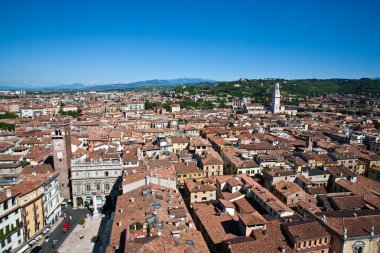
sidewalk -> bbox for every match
[58,216,102,253]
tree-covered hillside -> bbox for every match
[173,78,380,101]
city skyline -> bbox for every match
[1,0,380,86]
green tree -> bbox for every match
[0,122,15,131]
[78,218,86,225]
[0,112,18,119]
[91,235,99,243]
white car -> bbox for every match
[42,228,50,234]
[35,235,42,241]
[28,239,37,246]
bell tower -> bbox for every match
[271,83,281,114]
[52,122,72,200]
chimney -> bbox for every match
[280,246,286,253]
[119,208,123,213]
[118,221,122,226]
[5,188,11,198]
[353,213,357,218]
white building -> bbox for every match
[42,174,62,226]
[170,104,181,113]
[20,107,45,118]
[71,160,123,208]
[0,188,24,253]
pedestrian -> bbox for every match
[69,215,72,221]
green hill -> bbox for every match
[174,78,380,102]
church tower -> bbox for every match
[52,122,72,200]
[271,83,281,114]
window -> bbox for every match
[352,241,365,253]
[105,171,109,176]
[194,195,197,199]
[105,183,110,191]
[96,184,101,191]
[86,185,91,191]
[4,200,8,210]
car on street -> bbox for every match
[61,222,71,233]
[44,232,53,242]
[28,239,37,246]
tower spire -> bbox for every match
[271,83,281,114]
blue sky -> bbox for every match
[0,0,379,86]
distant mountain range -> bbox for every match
[0,78,216,91]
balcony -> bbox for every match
[0,221,23,240]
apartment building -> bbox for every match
[0,188,24,253]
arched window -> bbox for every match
[352,241,365,253]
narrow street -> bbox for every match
[38,206,91,253]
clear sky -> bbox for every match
[1,0,379,86]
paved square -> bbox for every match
[58,216,102,253]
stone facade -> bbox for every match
[70,160,123,208]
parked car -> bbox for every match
[61,222,71,233]
[28,239,37,246]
